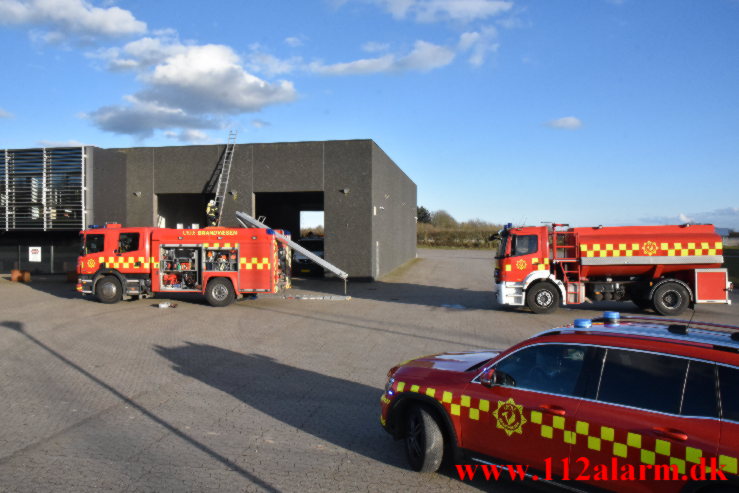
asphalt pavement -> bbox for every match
[0,248,736,492]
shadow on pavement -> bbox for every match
[155,343,399,465]
[0,321,279,492]
[290,277,495,310]
[154,343,551,492]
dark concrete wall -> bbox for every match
[371,142,417,278]
[324,141,373,278]
[89,147,127,226]
[100,139,414,279]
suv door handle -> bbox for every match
[538,405,566,416]
[652,427,688,442]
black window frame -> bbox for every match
[718,364,739,422]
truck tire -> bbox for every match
[96,276,122,304]
[652,282,690,316]
[405,406,444,473]
[526,283,560,314]
[205,278,235,307]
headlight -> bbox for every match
[384,376,395,395]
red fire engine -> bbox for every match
[76,224,291,306]
[494,223,732,315]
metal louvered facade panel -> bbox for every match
[1,147,86,231]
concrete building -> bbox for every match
[0,140,416,279]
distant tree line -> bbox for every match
[416,206,502,249]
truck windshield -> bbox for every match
[496,233,508,259]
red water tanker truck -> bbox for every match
[494,223,732,315]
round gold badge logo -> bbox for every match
[493,398,527,436]
[642,241,658,256]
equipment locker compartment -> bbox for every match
[694,268,732,303]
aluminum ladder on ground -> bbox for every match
[213,131,238,226]
[234,211,349,294]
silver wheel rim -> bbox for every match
[662,290,681,308]
[406,414,423,462]
[536,290,553,307]
[101,281,118,299]
[212,284,229,301]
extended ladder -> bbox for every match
[213,131,238,226]
[552,228,583,304]
[234,211,349,294]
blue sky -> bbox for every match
[1,0,738,229]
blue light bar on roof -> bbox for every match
[604,311,620,322]
[574,319,592,329]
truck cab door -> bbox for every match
[110,230,149,273]
[500,233,544,282]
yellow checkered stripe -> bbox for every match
[529,410,738,475]
[531,257,550,271]
[99,256,156,269]
[503,258,550,272]
[240,257,271,270]
[580,242,723,258]
[394,381,491,421]
[203,243,239,249]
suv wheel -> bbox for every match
[405,406,444,472]
[652,281,690,316]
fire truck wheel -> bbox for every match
[404,406,444,473]
[526,283,560,314]
[96,276,122,304]
[652,282,690,316]
[205,278,235,307]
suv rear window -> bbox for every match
[719,365,739,422]
[681,360,718,418]
[596,349,687,415]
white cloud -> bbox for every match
[85,96,223,138]
[642,207,739,230]
[140,44,296,114]
[88,35,188,71]
[362,41,390,53]
[164,129,209,143]
[0,107,14,118]
[545,116,583,130]
[284,36,303,47]
[246,48,303,76]
[37,139,85,147]
[458,27,498,66]
[310,40,454,75]
[365,0,513,23]
[0,0,146,39]
[251,119,270,128]
[87,42,297,137]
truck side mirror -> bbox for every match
[480,368,497,388]
[481,368,514,388]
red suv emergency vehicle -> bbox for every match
[380,312,739,492]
